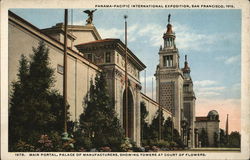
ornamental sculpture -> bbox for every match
[83,9,97,25]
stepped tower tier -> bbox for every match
[182,55,196,148]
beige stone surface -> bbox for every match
[8,17,100,122]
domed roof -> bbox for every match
[207,110,219,117]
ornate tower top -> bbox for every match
[162,14,175,49]
[166,14,174,34]
[182,55,191,73]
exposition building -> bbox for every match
[8,10,219,148]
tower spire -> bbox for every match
[226,114,229,136]
[183,54,190,73]
[163,14,175,48]
[168,14,171,24]
[226,114,229,145]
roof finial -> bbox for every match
[183,54,190,72]
[168,14,171,24]
[83,9,97,25]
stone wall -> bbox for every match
[141,93,172,124]
[195,121,219,147]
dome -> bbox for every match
[207,110,219,117]
[207,110,219,121]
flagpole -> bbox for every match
[144,70,146,94]
[152,77,153,99]
[63,9,68,137]
[124,15,128,137]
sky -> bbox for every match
[10,9,241,133]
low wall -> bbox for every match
[140,93,172,124]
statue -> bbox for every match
[83,9,97,25]
[168,14,171,24]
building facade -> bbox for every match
[75,38,146,143]
[195,110,220,147]
[9,10,225,148]
[8,11,172,146]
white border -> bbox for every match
[1,0,250,159]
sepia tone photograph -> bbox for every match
[1,0,250,159]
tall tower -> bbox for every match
[155,14,184,132]
[182,55,196,148]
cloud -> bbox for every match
[194,80,240,99]
[98,28,123,39]
[73,20,85,26]
[135,22,217,50]
[215,55,241,65]
[194,80,217,87]
[225,55,240,64]
[135,22,219,51]
[173,23,217,51]
[137,24,165,47]
[194,80,226,98]
[98,24,139,42]
[95,21,237,52]
[195,86,225,97]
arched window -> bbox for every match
[163,55,173,67]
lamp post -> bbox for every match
[194,128,198,148]
[181,120,188,147]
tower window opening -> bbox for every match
[163,55,173,67]
[105,52,111,63]
[165,38,174,47]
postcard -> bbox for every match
[1,0,250,159]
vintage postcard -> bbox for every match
[1,0,250,159]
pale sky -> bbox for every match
[10,9,241,133]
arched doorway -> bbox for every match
[123,88,134,138]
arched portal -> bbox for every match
[123,88,134,138]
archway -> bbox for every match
[123,88,134,138]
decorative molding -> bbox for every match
[114,68,123,77]
[136,83,142,90]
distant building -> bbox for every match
[195,110,220,147]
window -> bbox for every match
[87,53,92,61]
[184,84,189,92]
[163,55,173,67]
[105,52,111,63]
[165,38,173,47]
[163,56,167,66]
[117,54,119,63]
